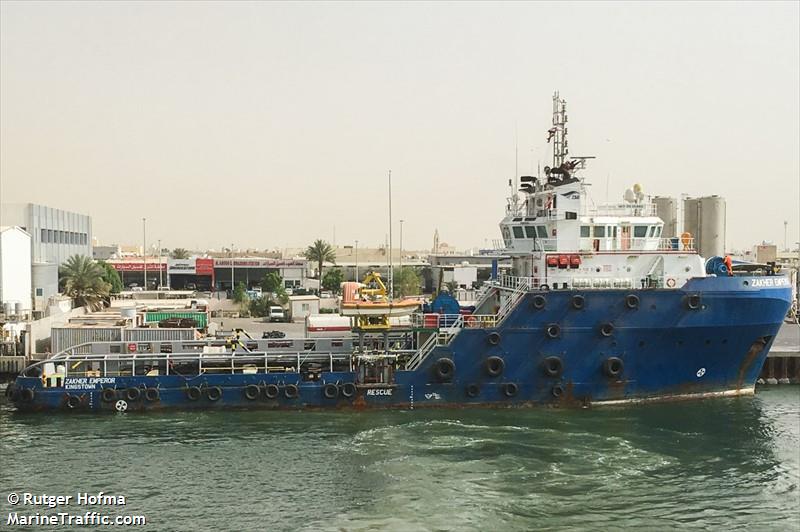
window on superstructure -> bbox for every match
[512,226,524,239]
[536,226,548,238]
[656,226,662,237]
[524,226,536,238]
[594,226,606,238]
[648,226,656,237]
[580,226,590,238]
[41,229,47,242]
[634,226,648,238]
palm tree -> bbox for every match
[303,239,336,282]
[59,255,111,311]
[171,248,190,259]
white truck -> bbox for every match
[267,306,286,323]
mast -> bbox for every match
[552,92,568,168]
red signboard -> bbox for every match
[111,262,167,272]
[195,258,214,276]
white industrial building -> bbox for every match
[0,226,33,313]
[1,202,93,265]
[1,203,93,311]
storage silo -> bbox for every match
[653,196,678,238]
[698,195,726,258]
[683,197,700,246]
[683,195,726,258]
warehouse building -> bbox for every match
[0,226,33,314]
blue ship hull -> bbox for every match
[7,275,792,412]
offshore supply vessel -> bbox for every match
[7,93,793,413]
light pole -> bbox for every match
[399,218,404,277]
[142,218,147,290]
[354,240,359,282]
[230,243,235,294]
[157,239,163,289]
[388,170,393,300]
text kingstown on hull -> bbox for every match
[7,93,793,413]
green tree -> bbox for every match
[59,255,111,311]
[249,296,275,318]
[302,239,336,282]
[260,271,283,293]
[445,280,460,294]
[97,260,123,294]
[396,267,422,297]
[232,282,249,304]
[171,248,190,259]
[322,267,344,294]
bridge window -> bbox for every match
[580,226,590,237]
[648,226,656,237]
[594,226,606,238]
[656,226,663,237]
[536,226,548,238]
[524,226,536,238]
[634,225,648,238]
[513,226,524,238]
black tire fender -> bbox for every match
[485,356,505,377]
[542,356,563,377]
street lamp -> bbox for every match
[142,218,147,290]
[157,239,163,289]
[399,219,404,274]
[230,243,235,294]
[388,170,393,300]
[355,240,359,282]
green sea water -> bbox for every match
[1,387,798,531]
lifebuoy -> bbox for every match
[625,294,640,309]
[206,386,223,401]
[284,384,299,399]
[243,384,260,400]
[502,382,518,397]
[542,356,563,377]
[487,332,501,346]
[666,278,677,288]
[144,388,160,402]
[323,383,338,399]
[186,386,202,401]
[100,388,116,403]
[485,356,505,377]
[434,358,456,381]
[341,382,357,398]
[603,357,624,378]
[125,387,141,402]
[465,315,477,328]
[532,294,546,310]
[465,384,480,398]
[572,294,585,310]
[546,323,561,339]
[264,384,280,399]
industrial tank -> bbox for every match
[698,195,726,258]
[653,196,678,238]
[682,196,726,258]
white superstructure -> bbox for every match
[497,92,705,291]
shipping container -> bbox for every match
[51,327,123,354]
[143,311,207,328]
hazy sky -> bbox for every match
[1,1,798,252]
